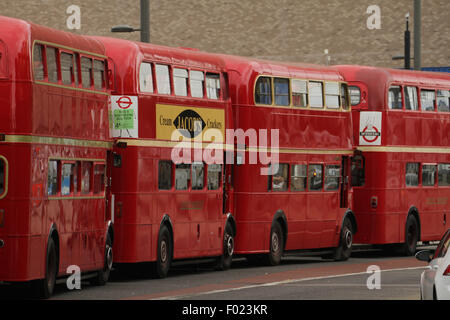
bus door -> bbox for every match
[340,156,350,208]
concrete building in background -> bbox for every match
[1,0,448,68]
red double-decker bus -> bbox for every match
[0,17,114,298]
[336,65,450,255]
[221,55,357,264]
[95,37,236,278]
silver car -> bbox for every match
[416,229,450,300]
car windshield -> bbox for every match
[434,230,450,259]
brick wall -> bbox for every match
[1,0,448,68]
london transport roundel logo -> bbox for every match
[117,96,133,109]
[360,125,381,143]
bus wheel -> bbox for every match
[155,225,172,278]
[266,221,284,266]
[216,224,234,270]
[333,218,353,261]
[34,237,58,299]
[403,215,419,256]
[91,234,113,286]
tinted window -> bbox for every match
[406,163,419,186]
[158,161,172,190]
[388,86,403,110]
[255,77,272,105]
[291,164,307,191]
[46,47,58,83]
[274,78,290,106]
[33,44,45,81]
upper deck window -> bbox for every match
[60,52,74,86]
[46,47,58,83]
[421,89,436,111]
[139,62,154,93]
[388,86,403,110]
[93,60,106,90]
[325,82,340,109]
[349,86,361,106]
[81,57,93,89]
[155,64,171,95]
[437,90,450,112]
[292,79,308,107]
[309,81,324,108]
[190,70,204,98]
[274,78,290,106]
[173,68,188,96]
[255,77,272,105]
[341,83,350,110]
[33,44,45,81]
[206,73,221,100]
[405,86,419,111]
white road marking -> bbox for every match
[152,266,427,300]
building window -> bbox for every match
[405,163,419,187]
[139,62,154,93]
[46,47,58,83]
[206,73,221,100]
[158,161,172,190]
[422,164,437,186]
[325,82,340,109]
[255,77,272,105]
[308,164,323,191]
[274,78,290,106]
[207,164,222,190]
[325,165,340,191]
[388,86,403,110]
[173,68,188,96]
[155,64,171,95]
[438,164,450,186]
[290,164,307,191]
[405,86,419,111]
[309,81,324,108]
[421,89,436,111]
[33,44,45,81]
[190,70,204,98]
[292,79,308,108]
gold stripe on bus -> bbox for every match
[357,146,450,154]
[2,135,112,149]
[34,81,109,96]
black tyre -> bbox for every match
[266,221,284,266]
[91,234,113,286]
[155,225,172,278]
[333,218,353,261]
[216,224,234,270]
[403,215,419,256]
[34,237,58,299]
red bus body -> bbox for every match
[221,55,356,260]
[95,37,235,274]
[0,16,113,294]
[336,65,450,249]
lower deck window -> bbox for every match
[47,160,59,196]
[271,163,289,192]
[325,165,340,191]
[438,164,450,186]
[0,158,5,195]
[405,163,419,186]
[308,164,323,191]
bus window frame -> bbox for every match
[0,156,8,199]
